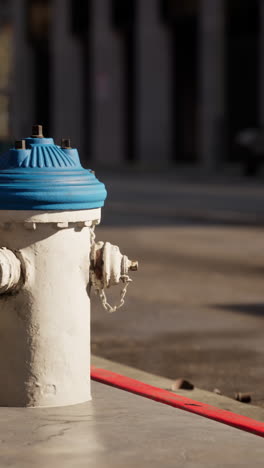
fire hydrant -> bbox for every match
[0,125,138,407]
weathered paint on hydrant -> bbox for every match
[0,125,137,407]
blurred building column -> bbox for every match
[198,0,226,171]
[91,0,124,165]
[51,0,83,153]
[136,0,171,164]
[259,0,264,126]
[12,0,34,138]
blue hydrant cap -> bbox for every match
[0,128,107,210]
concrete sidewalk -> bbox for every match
[0,378,263,468]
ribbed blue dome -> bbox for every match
[20,144,77,168]
[0,136,107,210]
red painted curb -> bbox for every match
[91,367,264,438]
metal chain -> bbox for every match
[90,224,96,247]
[97,276,131,313]
[90,224,131,313]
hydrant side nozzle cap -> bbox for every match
[0,127,107,210]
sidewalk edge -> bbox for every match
[91,366,264,438]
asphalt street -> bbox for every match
[90,171,264,407]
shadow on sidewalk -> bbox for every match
[214,303,264,317]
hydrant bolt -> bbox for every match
[129,261,138,271]
[15,140,26,150]
[61,138,71,149]
[31,124,43,138]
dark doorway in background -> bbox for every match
[112,0,136,162]
[171,14,198,163]
[71,0,91,161]
[27,0,51,136]
[226,0,259,162]
[160,1,199,163]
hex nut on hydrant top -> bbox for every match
[0,125,138,407]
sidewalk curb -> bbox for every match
[91,366,264,438]
[91,355,264,422]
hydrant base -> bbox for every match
[20,395,92,409]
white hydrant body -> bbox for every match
[0,127,138,407]
[0,209,100,407]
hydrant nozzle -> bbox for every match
[90,241,138,290]
[0,248,22,294]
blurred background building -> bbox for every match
[0,0,263,170]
